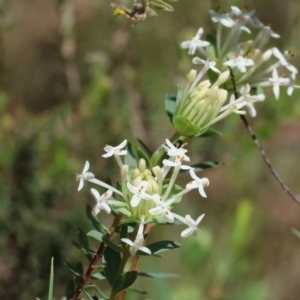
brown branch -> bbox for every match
[228,67,300,205]
[71,213,123,300]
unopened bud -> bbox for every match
[216,70,230,85]
[262,49,273,62]
[152,166,162,178]
[186,69,197,83]
[217,89,228,104]
[139,159,146,172]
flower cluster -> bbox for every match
[76,139,208,255]
[172,57,265,137]
[181,5,299,101]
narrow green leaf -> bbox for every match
[78,228,89,247]
[87,230,104,242]
[66,278,75,300]
[181,161,223,172]
[144,240,180,255]
[137,139,152,157]
[94,285,109,299]
[112,271,138,293]
[81,287,95,300]
[165,93,177,121]
[91,272,106,280]
[127,287,147,294]
[87,230,120,252]
[63,260,83,277]
[86,205,108,233]
[72,241,96,256]
[47,257,54,300]
[138,272,179,278]
[104,246,121,286]
[102,236,121,253]
[124,142,137,167]
[198,128,222,137]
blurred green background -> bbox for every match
[1,0,300,299]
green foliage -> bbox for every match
[47,258,54,300]
[104,247,122,287]
[112,271,138,293]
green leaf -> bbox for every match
[72,241,96,256]
[78,227,89,247]
[87,230,121,252]
[138,272,179,278]
[127,287,147,294]
[136,147,151,168]
[102,236,121,253]
[86,205,108,233]
[104,246,121,287]
[124,142,137,167]
[198,128,222,137]
[81,287,95,300]
[114,207,132,217]
[292,227,300,239]
[175,85,183,106]
[165,93,177,121]
[66,278,75,300]
[47,257,54,300]
[87,230,104,242]
[91,272,106,280]
[141,240,180,255]
[173,116,201,137]
[94,285,109,299]
[112,271,138,293]
[137,139,152,156]
[64,261,83,278]
[181,161,223,172]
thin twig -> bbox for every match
[228,67,300,205]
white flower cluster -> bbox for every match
[76,139,209,255]
[181,5,299,101]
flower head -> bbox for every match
[76,161,95,191]
[181,214,205,238]
[149,194,175,223]
[186,169,209,198]
[102,139,128,158]
[181,27,210,55]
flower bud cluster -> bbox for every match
[76,139,209,254]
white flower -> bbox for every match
[209,9,235,27]
[91,189,112,214]
[121,234,151,256]
[76,161,95,191]
[90,188,126,215]
[230,6,256,27]
[192,57,221,74]
[163,158,192,170]
[127,181,152,207]
[181,214,205,238]
[269,68,290,100]
[239,84,265,117]
[223,55,254,73]
[163,139,189,161]
[149,194,175,223]
[273,48,298,79]
[186,169,209,198]
[181,27,210,55]
[102,139,127,158]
